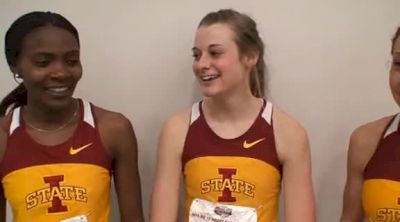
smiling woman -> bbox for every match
[150,9,315,222]
[340,27,400,222]
[0,11,144,222]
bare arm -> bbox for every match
[150,110,190,222]
[340,119,387,222]
[98,112,144,222]
[274,109,315,222]
[340,131,365,222]
[0,117,7,222]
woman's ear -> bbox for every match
[243,51,259,68]
[10,66,18,75]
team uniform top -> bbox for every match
[363,114,400,222]
[182,100,282,222]
[0,99,112,222]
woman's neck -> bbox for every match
[23,98,79,130]
[203,90,263,122]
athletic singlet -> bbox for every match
[182,100,282,222]
[0,99,112,222]
[363,114,400,222]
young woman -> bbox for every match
[341,27,400,222]
[151,9,315,222]
[0,11,144,222]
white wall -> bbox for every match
[0,1,399,221]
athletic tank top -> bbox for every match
[182,100,282,222]
[0,99,112,222]
[363,114,400,222]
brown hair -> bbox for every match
[392,26,400,55]
[198,9,267,98]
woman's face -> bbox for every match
[192,23,254,98]
[12,25,82,109]
[390,37,400,107]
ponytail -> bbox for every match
[249,57,266,98]
[0,84,27,116]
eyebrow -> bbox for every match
[192,44,224,51]
[209,44,223,48]
[32,49,80,56]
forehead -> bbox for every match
[194,23,236,48]
[21,25,79,55]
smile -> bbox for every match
[47,87,69,93]
[45,86,73,96]
[200,74,221,82]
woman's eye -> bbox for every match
[210,51,221,57]
[66,59,79,66]
[192,53,200,60]
[34,60,50,67]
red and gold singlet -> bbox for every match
[363,114,400,222]
[0,100,112,222]
[182,100,282,222]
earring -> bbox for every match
[13,73,23,84]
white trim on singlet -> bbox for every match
[8,99,95,135]
[190,102,201,125]
[384,113,400,138]
[9,107,21,135]
[261,100,273,125]
[5,103,15,116]
[190,100,273,125]
[82,100,95,128]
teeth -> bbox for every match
[201,74,220,81]
[48,87,69,92]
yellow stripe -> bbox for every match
[2,164,111,222]
[363,179,400,222]
[184,156,280,222]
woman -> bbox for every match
[0,11,144,221]
[341,27,400,222]
[151,9,315,222]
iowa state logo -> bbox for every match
[25,175,88,213]
[200,168,255,202]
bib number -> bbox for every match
[189,198,257,222]
[60,215,88,222]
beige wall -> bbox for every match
[1,0,399,221]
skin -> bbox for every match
[0,25,144,221]
[340,36,400,221]
[150,23,315,222]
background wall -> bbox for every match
[1,0,399,221]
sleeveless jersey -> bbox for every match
[0,99,112,222]
[182,100,282,222]
[363,114,400,222]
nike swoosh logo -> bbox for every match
[243,138,266,149]
[69,143,93,155]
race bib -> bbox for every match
[60,215,88,222]
[189,198,257,222]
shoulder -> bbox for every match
[92,105,133,134]
[272,106,309,163]
[158,107,192,155]
[350,115,392,147]
[0,113,13,161]
[0,112,13,138]
[272,106,307,140]
[91,105,136,157]
[160,108,191,143]
[162,108,191,135]
[348,115,393,170]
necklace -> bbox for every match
[25,102,79,133]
